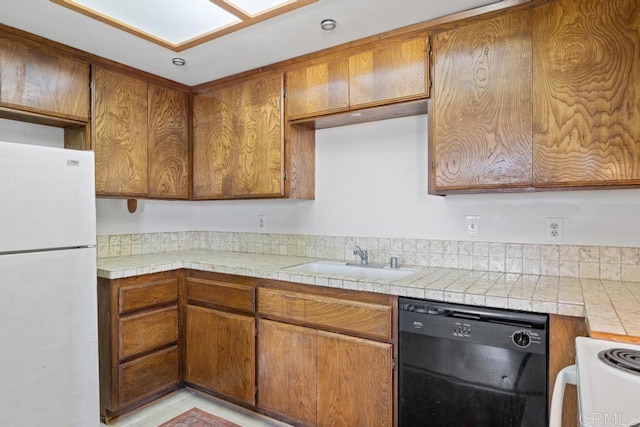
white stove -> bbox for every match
[551,337,640,426]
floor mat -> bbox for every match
[159,407,241,427]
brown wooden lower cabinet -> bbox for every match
[257,281,395,427]
[185,304,256,405]
[258,319,318,426]
[100,271,591,427]
[548,314,588,427]
[257,318,393,427]
[118,346,179,407]
[317,330,393,427]
[98,272,181,422]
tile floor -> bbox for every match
[101,389,292,427]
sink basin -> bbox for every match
[284,261,421,280]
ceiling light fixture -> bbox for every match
[320,19,336,31]
[172,57,186,66]
[50,0,318,51]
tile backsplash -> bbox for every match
[97,231,640,281]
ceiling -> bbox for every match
[1,0,501,86]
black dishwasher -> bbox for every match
[398,298,548,427]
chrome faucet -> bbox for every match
[353,246,368,265]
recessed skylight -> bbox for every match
[51,0,317,51]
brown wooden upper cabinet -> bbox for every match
[193,73,284,199]
[286,35,429,121]
[147,83,190,199]
[93,65,189,199]
[429,11,533,194]
[349,36,429,108]
[286,57,350,119]
[532,0,640,188]
[0,36,89,121]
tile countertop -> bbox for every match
[97,249,640,344]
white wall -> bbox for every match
[95,199,198,235]
[197,115,640,247]
[0,119,64,148]
[5,116,640,247]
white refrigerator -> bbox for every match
[0,141,100,426]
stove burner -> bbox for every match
[598,348,640,375]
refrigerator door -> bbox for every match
[0,247,100,426]
[0,141,96,253]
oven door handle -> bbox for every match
[549,365,577,427]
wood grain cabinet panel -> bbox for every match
[257,282,395,427]
[185,305,256,405]
[286,58,350,119]
[350,37,429,108]
[119,346,179,407]
[285,36,429,127]
[532,0,640,187]
[258,287,391,340]
[548,315,588,427]
[193,73,284,199]
[317,331,392,427]
[98,272,181,422]
[186,277,255,313]
[0,37,89,120]
[430,11,533,193]
[118,277,178,314]
[192,83,235,198]
[147,83,190,199]
[257,319,318,426]
[119,306,179,360]
[93,65,148,196]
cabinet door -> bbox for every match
[234,74,284,197]
[257,319,317,426]
[193,74,284,199]
[147,83,190,199]
[286,58,350,119]
[193,84,235,198]
[0,37,89,120]
[185,305,255,405]
[93,66,148,196]
[532,0,640,187]
[430,11,532,192]
[317,331,392,427]
[349,37,428,108]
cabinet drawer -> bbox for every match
[119,306,178,360]
[187,277,255,313]
[119,278,178,314]
[118,345,179,407]
[258,288,391,340]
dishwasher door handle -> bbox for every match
[549,365,577,427]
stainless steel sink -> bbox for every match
[284,260,421,280]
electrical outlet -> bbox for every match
[258,215,268,231]
[545,217,563,242]
[466,215,480,237]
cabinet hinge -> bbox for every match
[283,89,287,98]
[392,358,396,370]
[283,171,287,180]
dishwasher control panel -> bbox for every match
[453,321,471,337]
[399,297,548,354]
